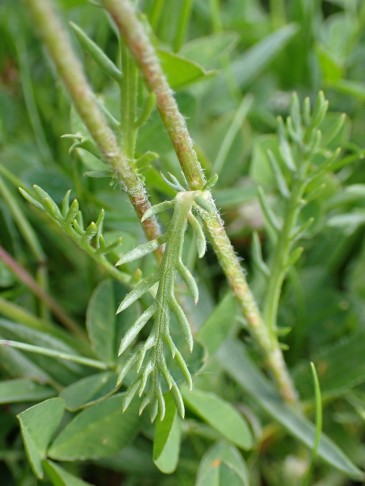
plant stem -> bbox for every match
[0,340,108,370]
[23,0,162,256]
[0,245,85,339]
[103,0,205,191]
[103,0,297,402]
[263,177,305,341]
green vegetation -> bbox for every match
[1,0,365,484]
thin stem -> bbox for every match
[103,0,205,191]
[23,0,162,255]
[0,245,85,339]
[0,340,108,370]
[263,178,305,341]
[60,222,132,286]
[103,0,297,402]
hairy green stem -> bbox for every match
[0,245,85,339]
[23,0,161,254]
[103,0,297,402]
[102,0,205,191]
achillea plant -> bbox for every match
[0,0,364,484]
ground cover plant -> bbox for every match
[1,0,365,484]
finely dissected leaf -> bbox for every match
[116,274,158,313]
[177,260,199,304]
[118,304,157,355]
[48,394,140,460]
[218,340,363,480]
[60,372,118,411]
[188,212,206,258]
[141,200,174,221]
[17,398,65,479]
[117,240,161,265]
[158,50,214,90]
[86,279,116,364]
[0,379,55,404]
[43,460,92,486]
[196,442,249,486]
[116,191,205,420]
[182,388,252,450]
[153,394,181,474]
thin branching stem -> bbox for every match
[23,0,162,258]
[263,177,306,341]
[103,0,297,403]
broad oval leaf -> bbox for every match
[17,398,65,479]
[182,388,252,450]
[48,394,140,460]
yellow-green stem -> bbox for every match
[103,0,297,403]
[263,178,305,342]
[23,0,161,253]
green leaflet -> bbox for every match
[19,186,129,285]
[116,187,209,420]
[17,398,65,479]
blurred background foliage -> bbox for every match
[1,0,365,484]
